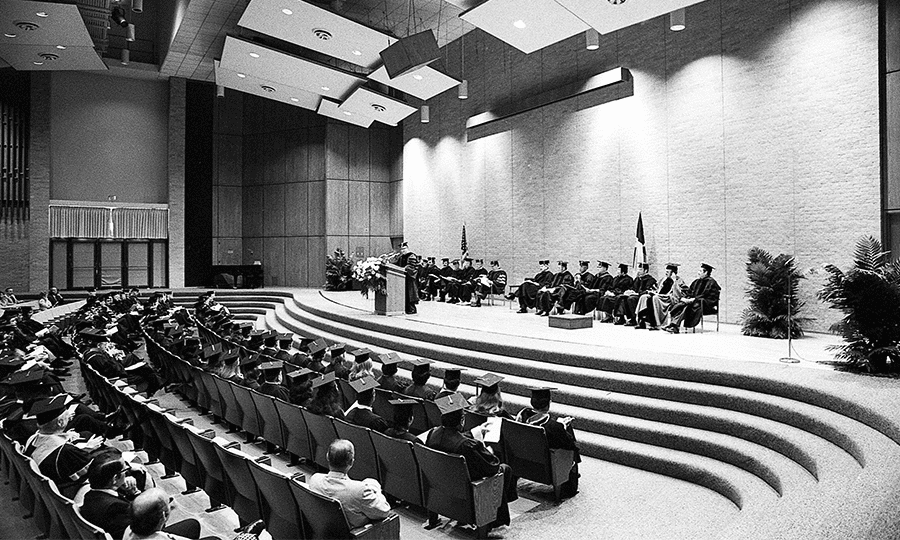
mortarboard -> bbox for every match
[441,258,450,263]
[31,394,77,424]
[348,376,379,394]
[308,339,328,358]
[443,368,463,383]
[311,372,336,389]
[579,260,590,266]
[221,350,240,365]
[327,343,346,356]
[474,259,483,264]
[539,259,550,265]
[286,368,314,384]
[638,262,650,270]
[259,360,284,373]
[434,393,468,415]
[700,262,715,273]
[597,261,610,268]
[618,263,629,273]
[297,336,317,349]
[490,260,499,266]
[378,353,402,366]
[240,352,262,369]
[2,367,45,386]
[349,349,372,363]
[530,387,555,409]
[409,358,432,376]
[473,373,504,392]
[666,262,680,272]
[277,334,294,347]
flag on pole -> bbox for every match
[632,213,646,270]
[460,223,468,258]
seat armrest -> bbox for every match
[351,513,401,539]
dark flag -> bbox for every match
[632,213,646,270]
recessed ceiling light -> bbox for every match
[35,11,49,17]
[321,86,330,91]
[412,74,423,80]
[33,61,43,65]
[237,73,246,78]
[282,8,292,15]
[56,45,66,50]
[290,97,299,102]
[3,33,16,38]
[343,111,352,116]
[249,52,260,58]
[352,50,362,56]
[513,20,526,29]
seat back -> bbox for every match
[247,459,305,540]
[300,409,338,470]
[501,419,553,485]
[406,396,430,435]
[198,371,224,418]
[191,366,212,410]
[146,409,182,472]
[372,388,393,420]
[213,441,262,523]
[185,429,231,506]
[273,399,312,461]
[462,409,490,433]
[332,418,379,482]
[212,376,243,427]
[422,399,442,429]
[26,459,60,539]
[230,383,261,437]
[73,505,114,540]
[165,418,204,489]
[250,389,286,449]
[413,444,476,525]
[44,473,81,539]
[336,379,355,410]
[289,479,353,540]
[370,431,423,507]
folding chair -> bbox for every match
[332,419,380,482]
[247,458,306,540]
[370,431,424,507]
[501,419,575,501]
[273,399,313,462]
[250,389,286,450]
[301,409,338,470]
[213,440,264,524]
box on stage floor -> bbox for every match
[548,314,593,329]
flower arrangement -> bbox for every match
[324,248,354,291]
[353,256,388,298]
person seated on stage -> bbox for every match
[445,258,474,304]
[48,287,64,307]
[402,359,436,401]
[555,261,593,315]
[425,393,517,532]
[305,339,329,373]
[257,360,291,401]
[308,439,393,528]
[376,353,404,393]
[460,259,488,304]
[418,257,439,301]
[438,259,462,303]
[435,368,464,400]
[323,343,351,380]
[384,399,419,442]
[515,387,580,498]
[597,263,634,323]
[348,349,377,381]
[308,372,345,419]
[574,261,615,315]
[287,368,314,407]
[344,376,389,433]
[508,260,555,314]
[469,373,513,420]
[470,260,508,307]
[431,258,452,302]
[635,262,687,330]
[664,263,721,334]
[1,287,19,306]
[536,261,574,316]
[618,263,657,326]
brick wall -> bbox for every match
[402,0,880,329]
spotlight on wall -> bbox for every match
[458,79,468,100]
[110,5,128,27]
[420,105,430,123]
[585,28,599,50]
[120,48,129,65]
[131,0,142,13]
[670,8,685,31]
[216,84,225,98]
[126,23,135,42]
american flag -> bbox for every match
[460,224,468,258]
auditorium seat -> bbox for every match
[413,444,505,539]
[25,459,60,539]
[10,443,47,532]
[246,458,306,540]
[230,383,262,440]
[370,431,424,507]
[164,417,207,495]
[301,409,338,470]
[184,429,232,511]
[289,478,401,540]
[212,375,243,430]
[372,389,393,421]
[46,479,80,539]
[191,365,213,412]
[337,379,355,410]
[501,419,575,501]
[73,504,114,540]
[198,371,224,420]
[404,395,430,435]
[249,389,286,450]
[146,408,185,478]
[332,419,380,482]
[422,399,442,428]
[213,440,264,524]
[273,399,313,463]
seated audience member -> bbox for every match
[287,368,314,406]
[470,260,508,307]
[48,287,65,307]
[256,360,290,401]
[508,260,554,314]
[0,287,18,306]
[536,261,574,316]
[664,263,721,334]
[308,439,393,528]
[435,368,464,400]
[635,263,687,330]
[305,339,329,373]
[323,343,350,380]
[348,349,377,381]
[212,350,243,384]
[425,393,517,531]
[37,292,52,311]
[376,353,404,393]
[597,263,634,323]
[470,373,513,419]
[308,373,345,419]
[344,376,389,433]
[403,359,436,401]
[123,488,266,540]
[238,354,261,390]
[515,388,580,498]
[618,263,657,326]
[384,399,419,442]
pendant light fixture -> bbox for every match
[670,8,685,31]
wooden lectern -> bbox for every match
[375,263,407,316]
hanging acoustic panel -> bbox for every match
[0,0,106,70]
[460,0,589,54]
[337,86,416,127]
[215,61,321,111]
[317,97,374,128]
[554,0,707,35]
[367,64,461,101]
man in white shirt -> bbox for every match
[308,439,393,528]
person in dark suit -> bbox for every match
[395,242,421,314]
[446,258,475,304]
[402,359,436,401]
[425,393,518,531]
[418,257,439,300]
[435,368,463,400]
[574,261,614,315]
[597,263,634,322]
[555,261,593,314]
[619,262,657,326]
[536,261,574,316]
[509,260,555,314]
[515,388,580,498]
[384,399,419,442]
[432,258,452,302]
[376,353,404,393]
[257,361,291,402]
[470,260,508,307]
[459,259,488,304]
[665,263,721,333]
[344,376,389,433]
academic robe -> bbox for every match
[620,274,658,322]
[637,274,687,328]
[345,406,389,433]
[668,276,721,328]
[575,272,614,314]
[537,271,575,313]
[515,270,555,310]
[598,274,635,314]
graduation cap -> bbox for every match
[77,328,110,342]
[297,336,317,349]
[239,323,254,336]
[443,368,463,383]
[169,328,184,340]
[618,263,629,273]
[579,260,590,267]
[240,352,262,369]
[441,258,450,263]
[473,373,504,392]
[31,394,77,424]
[327,343,346,357]
[489,260,499,266]
[221,350,240,365]
[665,262,680,272]
[0,355,26,369]
[701,262,715,273]
[349,349,372,363]
[259,360,284,373]
[409,358,432,376]
[597,261,610,268]
[427,257,436,262]
[450,258,460,265]
[286,368,314,384]
[277,334,294,348]
[308,339,328,358]
[474,259,483,264]
[377,353,402,366]
[311,372,336,389]
[530,387,556,410]
[539,259,550,265]
[263,331,278,347]
[2,367,45,386]
[463,257,473,263]
[638,262,650,270]
[388,398,418,420]
[557,261,568,268]
[348,376,379,395]
[434,393,468,416]
[202,343,223,359]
